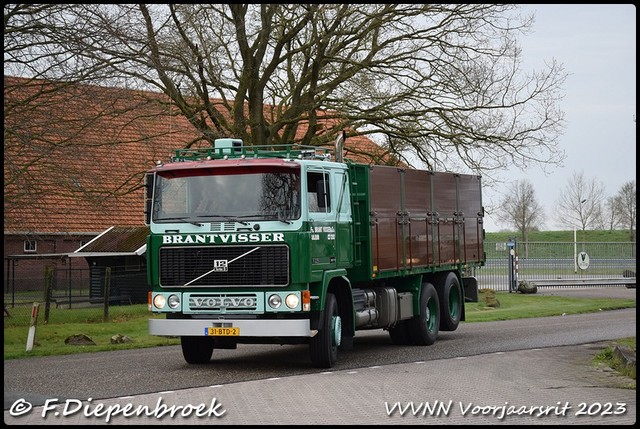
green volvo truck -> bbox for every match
[146,137,485,368]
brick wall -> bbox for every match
[4,234,94,293]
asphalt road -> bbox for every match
[4,287,636,412]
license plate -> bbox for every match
[205,327,240,336]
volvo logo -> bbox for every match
[190,296,256,309]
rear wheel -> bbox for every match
[310,293,341,368]
[437,272,463,331]
[181,336,214,364]
[407,282,439,346]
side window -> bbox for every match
[24,239,36,253]
[307,171,331,213]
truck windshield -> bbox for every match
[153,169,301,223]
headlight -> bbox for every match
[268,294,282,309]
[285,294,300,309]
[167,294,181,309]
[153,294,166,309]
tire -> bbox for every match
[388,320,412,345]
[436,272,463,331]
[181,336,214,364]
[407,282,439,346]
[310,293,341,368]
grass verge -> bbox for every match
[593,337,636,388]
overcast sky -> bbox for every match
[481,4,636,232]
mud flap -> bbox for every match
[462,276,478,302]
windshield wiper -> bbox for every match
[196,214,250,225]
[155,217,203,226]
[260,213,293,224]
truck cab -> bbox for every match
[146,140,352,367]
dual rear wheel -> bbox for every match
[388,272,463,345]
[436,272,463,332]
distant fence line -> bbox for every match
[3,242,636,325]
[472,241,636,291]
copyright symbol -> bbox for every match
[9,398,33,416]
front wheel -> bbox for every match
[407,282,440,346]
[181,336,214,364]
[310,293,341,368]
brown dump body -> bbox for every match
[367,165,483,275]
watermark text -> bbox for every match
[384,400,627,420]
[9,397,226,423]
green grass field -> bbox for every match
[486,229,635,243]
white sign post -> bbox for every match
[26,302,40,352]
[577,251,590,270]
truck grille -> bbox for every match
[159,244,289,287]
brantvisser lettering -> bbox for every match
[162,233,285,244]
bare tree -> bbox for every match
[4,4,568,181]
[554,171,606,231]
[613,180,636,241]
[602,196,623,231]
[497,179,544,244]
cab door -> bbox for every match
[306,168,336,270]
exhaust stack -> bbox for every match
[335,131,346,163]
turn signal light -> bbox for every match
[302,290,311,311]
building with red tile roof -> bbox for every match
[3,76,395,292]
